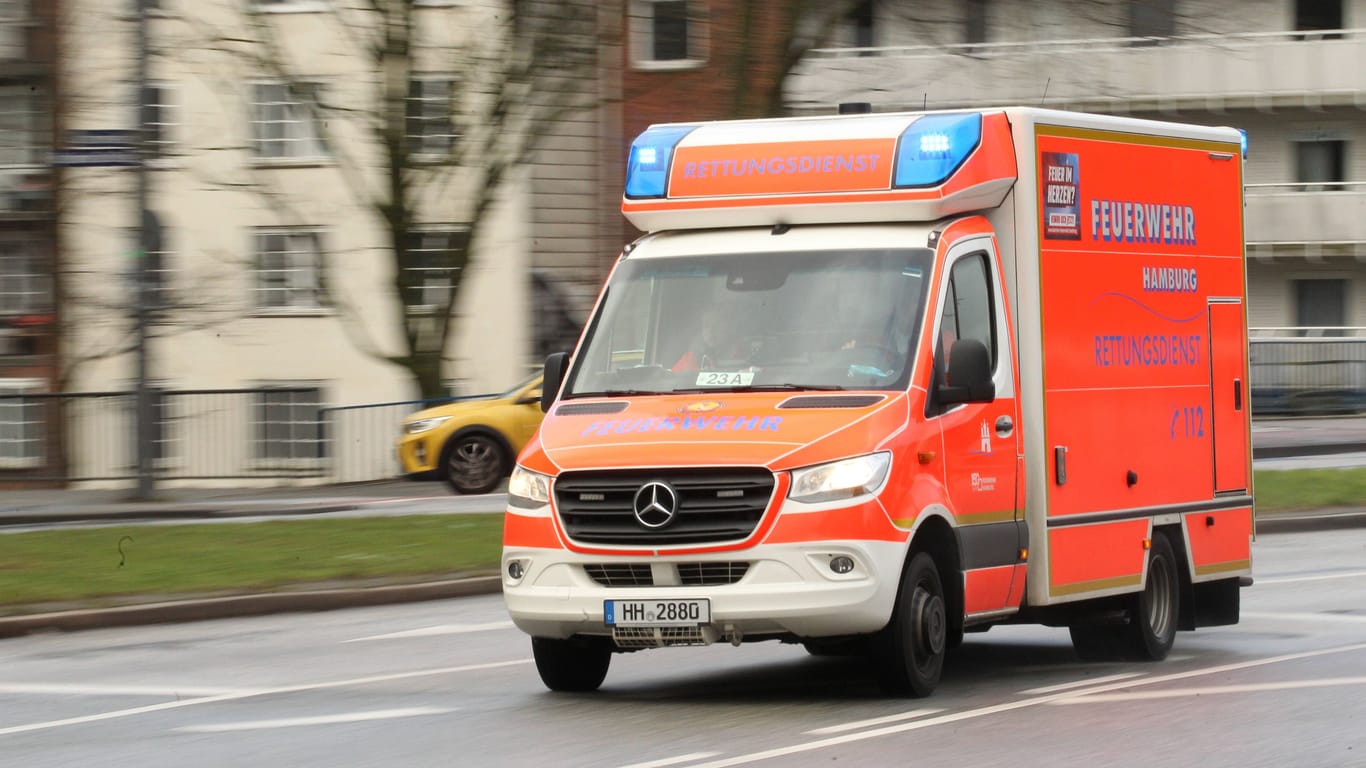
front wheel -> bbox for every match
[871,551,947,697]
[441,431,508,495]
[531,637,612,692]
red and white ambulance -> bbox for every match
[502,106,1252,696]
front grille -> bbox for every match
[678,561,749,586]
[583,561,751,587]
[584,563,653,587]
[613,626,708,648]
[555,469,774,546]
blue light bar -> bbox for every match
[893,113,983,188]
[625,125,697,199]
[1237,128,1248,159]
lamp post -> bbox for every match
[132,0,155,500]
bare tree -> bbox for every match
[162,0,602,399]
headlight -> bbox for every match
[789,452,891,503]
[508,466,552,507]
[403,416,451,435]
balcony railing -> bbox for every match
[788,28,1366,113]
[1244,182,1366,247]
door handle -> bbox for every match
[1234,378,1242,411]
[995,415,1014,437]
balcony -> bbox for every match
[787,29,1366,113]
[1244,183,1366,249]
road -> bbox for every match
[3,525,1365,768]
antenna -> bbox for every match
[923,93,927,110]
[1040,77,1051,106]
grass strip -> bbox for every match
[0,469,1362,613]
[1253,467,1366,512]
[0,514,503,612]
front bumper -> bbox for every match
[501,540,905,642]
[396,433,442,474]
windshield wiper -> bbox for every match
[566,389,660,398]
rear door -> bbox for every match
[1209,300,1249,492]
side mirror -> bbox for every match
[541,352,569,413]
[938,339,994,405]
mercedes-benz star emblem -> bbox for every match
[632,481,678,528]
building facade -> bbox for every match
[786,0,1366,337]
[0,0,59,482]
[33,0,617,486]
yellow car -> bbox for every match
[397,373,544,494]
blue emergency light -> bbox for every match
[625,124,697,199]
[893,113,983,188]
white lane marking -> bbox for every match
[1243,611,1366,625]
[668,641,1366,768]
[617,754,723,768]
[344,622,515,642]
[175,706,453,732]
[0,659,531,737]
[1255,570,1366,585]
[1051,676,1366,703]
[0,683,252,697]
[804,708,942,736]
[1018,672,1145,695]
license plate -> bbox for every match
[604,599,710,627]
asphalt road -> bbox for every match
[3,525,1364,768]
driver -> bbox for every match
[672,309,745,372]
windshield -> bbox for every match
[564,247,933,397]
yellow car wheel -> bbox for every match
[440,429,510,495]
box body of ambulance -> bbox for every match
[502,107,1251,694]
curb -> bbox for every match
[0,575,503,640]
[0,504,361,527]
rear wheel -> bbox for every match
[1069,532,1179,661]
[441,431,508,495]
[531,637,612,692]
[871,552,946,697]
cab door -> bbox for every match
[930,235,1022,616]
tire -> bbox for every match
[1126,531,1179,660]
[1069,532,1179,662]
[531,637,612,692]
[871,551,947,697]
[440,430,508,495]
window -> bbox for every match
[844,0,875,48]
[253,228,324,311]
[407,78,458,158]
[1294,279,1347,336]
[964,0,989,45]
[1295,137,1347,191]
[0,85,42,167]
[251,82,327,160]
[0,377,43,468]
[1128,0,1176,45]
[0,239,49,317]
[1294,0,1343,39]
[253,386,326,461]
[938,253,996,372]
[141,83,175,159]
[403,229,466,312]
[631,0,707,69]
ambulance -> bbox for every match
[502,106,1252,697]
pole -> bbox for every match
[132,0,154,500]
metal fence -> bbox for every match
[1249,330,1366,416]
[3,333,1364,486]
[0,388,463,485]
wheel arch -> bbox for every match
[907,511,965,637]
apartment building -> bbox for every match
[0,0,58,481]
[786,0,1366,336]
[35,0,617,485]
